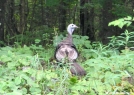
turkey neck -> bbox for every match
[66,33,73,43]
[61,33,73,45]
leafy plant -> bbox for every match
[108,16,132,29]
[108,16,134,50]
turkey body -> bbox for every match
[55,44,78,62]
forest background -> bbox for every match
[0,0,134,45]
[0,0,134,95]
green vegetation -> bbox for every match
[0,17,134,95]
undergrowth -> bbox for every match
[0,16,134,95]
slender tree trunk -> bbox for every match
[0,0,6,44]
[130,0,134,22]
[99,0,113,44]
[19,0,28,33]
[80,0,86,36]
[80,0,95,41]
[29,0,37,31]
[58,1,67,32]
[72,3,78,24]
[41,0,44,25]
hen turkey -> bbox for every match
[54,24,86,76]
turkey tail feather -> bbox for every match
[70,62,86,76]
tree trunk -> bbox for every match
[99,0,113,44]
[80,0,87,36]
[80,0,95,41]
[29,0,37,31]
[58,1,67,32]
[40,0,44,25]
[5,0,18,35]
[0,0,6,44]
[19,0,28,33]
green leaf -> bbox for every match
[69,76,78,85]
[1,55,12,62]
[109,16,132,28]
[15,77,21,85]
[35,39,41,44]
[30,87,41,94]
[118,22,124,29]
[18,58,30,66]
[6,91,23,95]
[36,70,44,81]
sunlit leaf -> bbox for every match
[15,77,21,85]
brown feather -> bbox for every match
[59,33,73,45]
[70,62,86,76]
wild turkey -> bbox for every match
[54,24,86,76]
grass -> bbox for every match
[0,38,134,95]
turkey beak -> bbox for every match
[75,25,78,28]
